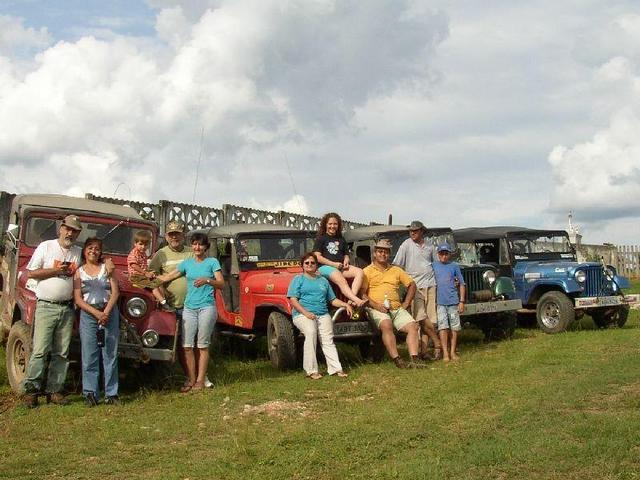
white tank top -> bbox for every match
[78,264,111,305]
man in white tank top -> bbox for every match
[22,215,83,408]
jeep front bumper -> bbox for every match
[574,294,639,309]
[118,343,175,362]
[461,299,522,316]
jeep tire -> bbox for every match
[6,321,32,393]
[267,311,296,369]
[536,291,574,334]
[358,337,385,363]
[591,305,630,329]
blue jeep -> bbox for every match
[345,225,522,340]
[453,227,637,333]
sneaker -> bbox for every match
[23,393,38,409]
[393,356,408,369]
[104,396,121,406]
[204,376,213,388]
[46,392,69,406]
[85,392,98,408]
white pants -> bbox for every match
[292,313,343,375]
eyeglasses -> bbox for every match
[303,261,317,265]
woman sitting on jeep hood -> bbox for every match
[313,212,366,307]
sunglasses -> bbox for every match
[303,261,317,265]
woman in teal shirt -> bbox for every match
[287,253,352,379]
[158,233,223,392]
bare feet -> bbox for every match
[451,353,460,361]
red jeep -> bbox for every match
[206,224,375,369]
[0,194,177,392]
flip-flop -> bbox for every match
[180,383,193,393]
[306,372,323,380]
[333,371,348,378]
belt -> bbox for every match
[38,299,73,307]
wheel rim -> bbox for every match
[268,322,278,358]
[11,337,27,381]
[540,301,560,329]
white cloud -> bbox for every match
[0,15,52,56]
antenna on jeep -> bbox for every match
[284,154,303,214]
[192,126,204,204]
[388,214,393,225]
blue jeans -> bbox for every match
[23,301,74,394]
[182,306,216,348]
[79,307,120,398]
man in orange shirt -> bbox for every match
[361,239,423,368]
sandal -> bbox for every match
[306,372,323,380]
[191,382,205,392]
[333,371,348,378]
[432,347,443,361]
[180,383,193,393]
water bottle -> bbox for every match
[96,324,105,347]
[383,293,391,310]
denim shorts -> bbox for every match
[182,305,217,348]
[437,305,462,331]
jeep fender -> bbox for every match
[253,303,292,332]
[613,275,630,290]
[140,310,177,337]
[525,280,578,305]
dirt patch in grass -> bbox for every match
[0,391,18,417]
[240,400,313,419]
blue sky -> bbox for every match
[1,0,639,244]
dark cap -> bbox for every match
[437,242,452,253]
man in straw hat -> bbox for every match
[23,214,83,408]
[360,239,423,368]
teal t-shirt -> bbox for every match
[286,274,336,316]
[177,257,221,309]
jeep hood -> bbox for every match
[243,269,300,296]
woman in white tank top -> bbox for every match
[73,238,120,407]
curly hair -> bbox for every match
[317,212,343,237]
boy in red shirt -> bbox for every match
[127,230,171,310]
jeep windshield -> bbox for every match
[237,233,315,270]
[507,232,575,261]
[24,216,155,256]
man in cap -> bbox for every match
[149,221,212,387]
[360,239,422,368]
[23,214,83,407]
[393,220,442,360]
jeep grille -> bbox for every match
[461,267,486,297]
[581,265,612,297]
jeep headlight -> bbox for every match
[141,329,159,347]
[126,297,148,318]
[482,270,496,285]
[604,267,615,279]
[574,270,586,283]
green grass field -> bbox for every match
[1,290,639,479]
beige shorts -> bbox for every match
[366,307,416,331]
[413,286,437,326]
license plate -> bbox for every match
[333,321,372,337]
[575,296,624,308]
[461,299,522,316]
